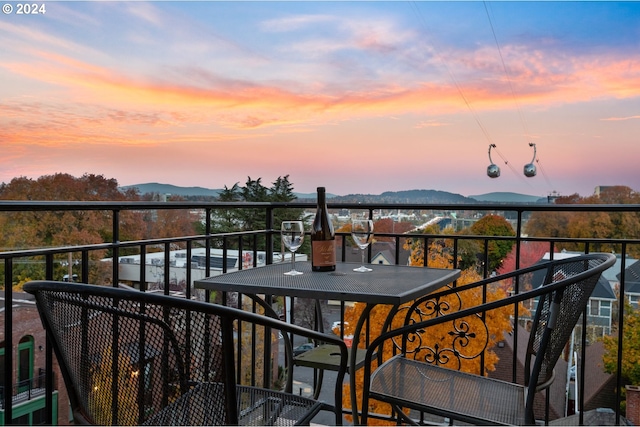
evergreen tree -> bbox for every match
[206,183,242,239]
[208,176,305,253]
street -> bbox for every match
[280,303,352,425]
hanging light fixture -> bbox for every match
[524,143,537,177]
[487,144,500,178]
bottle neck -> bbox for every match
[317,191,326,207]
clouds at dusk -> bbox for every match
[1,1,639,197]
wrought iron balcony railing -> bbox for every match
[1,200,639,425]
[0,371,47,410]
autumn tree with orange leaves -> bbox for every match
[339,228,515,424]
[0,173,200,288]
[525,186,640,257]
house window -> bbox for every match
[600,300,611,317]
[12,414,30,425]
[18,336,34,393]
[31,407,48,425]
[629,294,639,309]
[590,300,600,317]
[588,300,611,318]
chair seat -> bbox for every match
[293,344,371,372]
[236,385,325,425]
[145,382,324,426]
[370,356,526,425]
[25,281,349,426]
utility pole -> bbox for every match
[68,252,73,281]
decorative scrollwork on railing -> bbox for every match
[449,318,477,345]
[417,296,453,318]
[393,284,462,325]
[389,287,495,373]
[414,343,459,370]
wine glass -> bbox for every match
[351,219,374,272]
[281,221,304,276]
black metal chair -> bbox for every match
[24,281,348,426]
[360,253,615,425]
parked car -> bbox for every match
[293,342,314,356]
[331,321,349,334]
[570,365,576,380]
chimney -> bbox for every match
[626,385,640,425]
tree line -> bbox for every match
[0,173,300,287]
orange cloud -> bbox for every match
[4,39,640,144]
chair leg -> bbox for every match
[392,404,420,425]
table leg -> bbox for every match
[350,302,402,425]
[349,303,374,425]
[233,293,297,394]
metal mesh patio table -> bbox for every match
[195,261,460,424]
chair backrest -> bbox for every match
[24,282,233,425]
[24,281,347,425]
[381,253,613,423]
[359,254,614,425]
[523,254,614,421]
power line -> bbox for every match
[409,2,496,147]
[536,157,554,188]
[483,1,532,145]
[484,2,555,188]
[410,2,530,182]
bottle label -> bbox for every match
[312,241,336,267]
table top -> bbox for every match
[195,262,460,305]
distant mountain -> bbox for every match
[329,189,474,204]
[121,183,221,197]
[121,183,547,204]
[469,192,546,203]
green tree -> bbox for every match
[207,175,304,253]
[267,175,303,227]
[205,183,242,238]
[238,177,269,236]
[602,301,640,413]
[603,301,640,385]
[468,214,516,271]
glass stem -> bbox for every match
[361,248,365,267]
[291,251,296,271]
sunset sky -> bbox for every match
[1,1,639,198]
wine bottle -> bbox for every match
[311,187,336,271]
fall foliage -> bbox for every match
[493,241,551,294]
[603,301,640,386]
[0,173,201,287]
[498,241,550,273]
[525,186,640,257]
[365,218,415,243]
[339,235,514,424]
